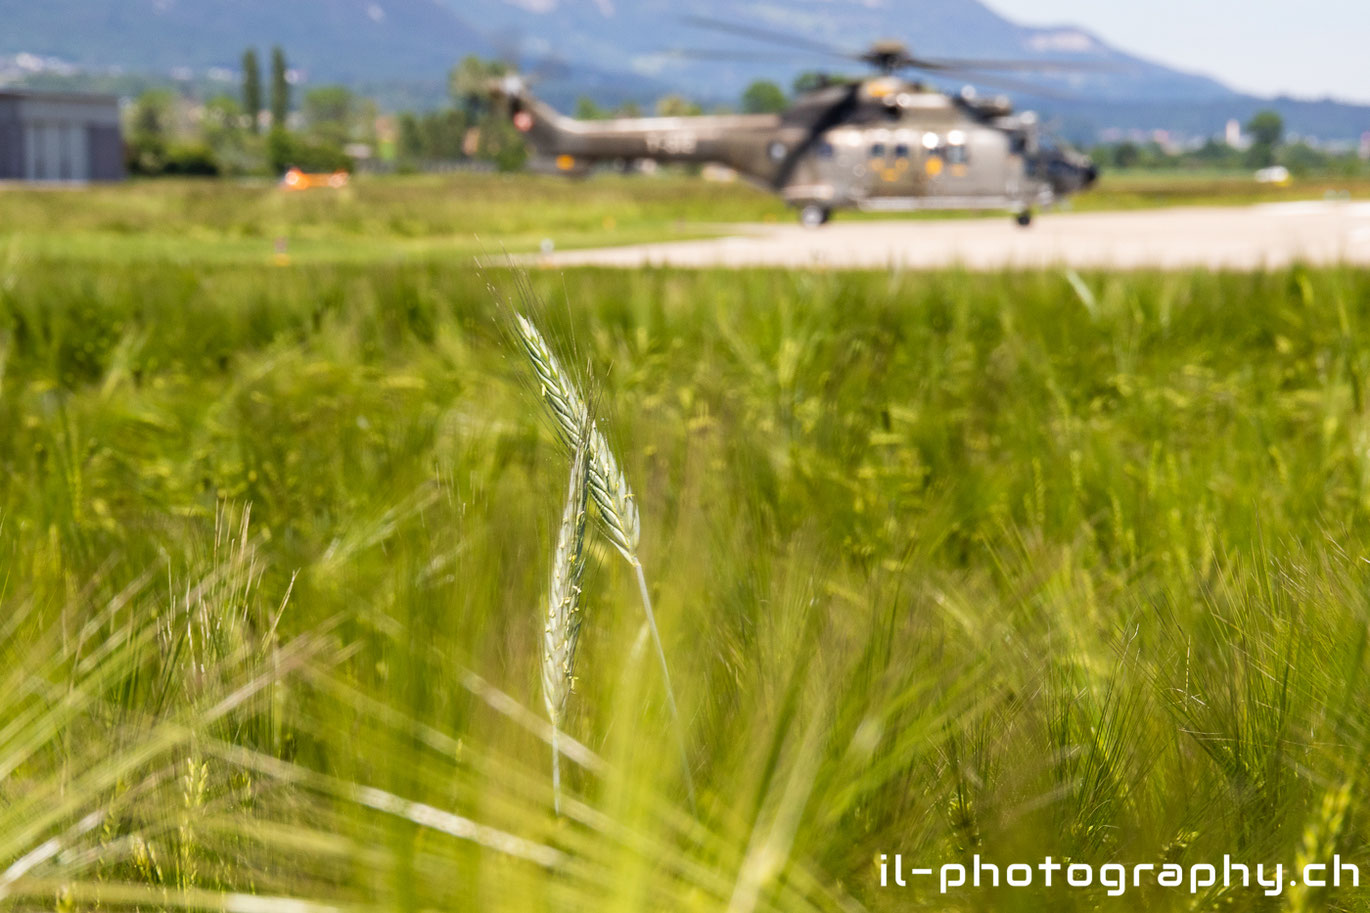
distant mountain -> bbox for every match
[460,0,1235,104]
[0,0,490,82]
[2,0,1368,139]
[1048,96,1370,146]
[458,0,1370,140]
[0,0,666,108]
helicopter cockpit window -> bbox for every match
[893,144,910,160]
[816,141,834,159]
[1009,133,1028,156]
[870,143,886,159]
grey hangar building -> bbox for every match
[0,89,124,182]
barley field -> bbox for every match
[3,180,1370,912]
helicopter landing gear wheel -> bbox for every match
[1014,209,1033,227]
[799,204,831,229]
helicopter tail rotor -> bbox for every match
[484,75,577,160]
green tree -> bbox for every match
[1194,137,1237,167]
[162,143,220,176]
[475,112,526,172]
[356,97,379,149]
[1138,141,1169,169]
[741,80,786,114]
[1113,141,1140,169]
[793,71,833,95]
[303,85,356,146]
[574,96,607,120]
[270,46,290,129]
[397,112,424,161]
[451,56,508,121]
[202,95,243,146]
[267,127,291,173]
[1281,141,1329,178]
[655,95,702,117]
[267,127,351,174]
[202,95,255,174]
[241,49,261,134]
[1247,110,1284,148]
[420,109,467,160]
[397,109,469,165]
[126,89,173,174]
[1246,109,1283,168]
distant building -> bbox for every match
[0,90,123,182]
[1224,119,1244,148]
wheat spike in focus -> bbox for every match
[514,313,640,562]
[513,311,695,810]
[542,422,591,815]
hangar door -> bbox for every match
[24,121,91,181]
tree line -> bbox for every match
[126,46,359,176]
[1089,110,1366,178]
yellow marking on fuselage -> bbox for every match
[880,159,910,182]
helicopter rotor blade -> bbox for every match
[488,27,525,71]
[662,48,816,63]
[679,12,1107,100]
[907,56,1120,73]
[680,15,853,61]
[527,51,572,82]
[937,70,1079,100]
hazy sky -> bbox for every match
[981,0,1370,103]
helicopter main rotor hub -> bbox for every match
[860,40,913,74]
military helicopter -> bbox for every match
[490,18,1101,227]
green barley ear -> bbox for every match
[542,414,591,815]
[513,312,640,563]
[511,307,694,811]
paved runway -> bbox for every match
[536,201,1370,270]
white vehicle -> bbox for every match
[1255,165,1291,185]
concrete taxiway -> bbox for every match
[534,201,1370,270]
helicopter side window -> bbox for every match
[894,144,910,160]
[816,141,834,159]
[870,143,886,159]
[946,143,968,165]
[1009,133,1027,156]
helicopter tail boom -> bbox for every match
[490,78,783,174]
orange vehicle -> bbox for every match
[280,167,349,190]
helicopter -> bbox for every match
[489,18,1101,227]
